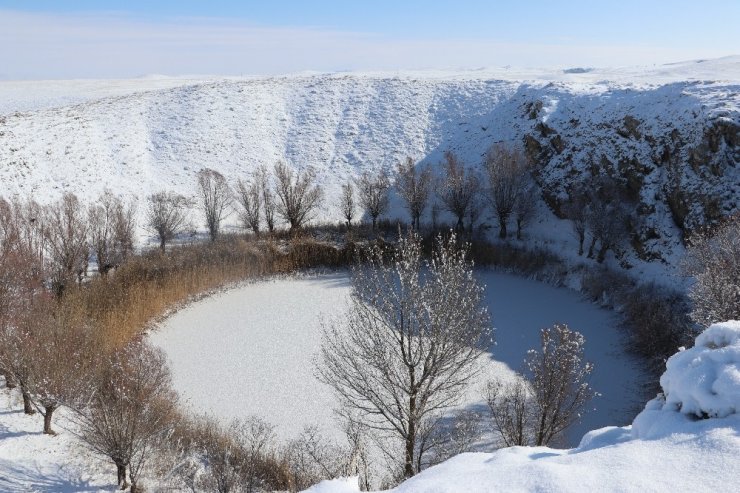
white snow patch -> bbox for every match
[0,389,114,492]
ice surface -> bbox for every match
[149,270,644,446]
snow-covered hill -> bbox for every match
[0,57,738,261]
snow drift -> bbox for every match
[305,321,740,492]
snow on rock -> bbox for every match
[305,322,740,493]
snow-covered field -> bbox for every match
[149,270,643,447]
[0,391,113,492]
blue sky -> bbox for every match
[1,1,738,78]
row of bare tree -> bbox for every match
[338,143,536,239]
[0,193,137,296]
[146,162,324,250]
[149,143,537,250]
[0,196,180,491]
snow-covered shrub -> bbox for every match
[684,215,740,327]
[619,283,692,366]
[487,324,595,447]
[159,413,293,493]
[659,321,740,418]
[633,321,740,437]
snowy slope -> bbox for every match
[0,58,738,263]
[306,321,740,493]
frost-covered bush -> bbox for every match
[635,321,740,426]
[684,216,740,327]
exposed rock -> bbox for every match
[550,134,565,154]
[616,115,642,140]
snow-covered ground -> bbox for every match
[0,390,113,492]
[307,321,740,493]
[149,270,643,447]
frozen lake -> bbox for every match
[150,270,644,447]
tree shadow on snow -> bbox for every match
[0,458,113,493]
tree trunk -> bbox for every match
[577,232,585,256]
[159,236,166,252]
[116,462,129,490]
[404,425,415,478]
[587,237,597,258]
[22,389,35,415]
[516,219,523,240]
[498,216,508,239]
[43,405,55,435]
[404,394,417,478]
[4,372,17,389]
[597,243,609,263]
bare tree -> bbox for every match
[562,191,589,256]
[513,182,537,240]
[486,324,594,447]
[0,197,45,414]
[684,215,740,327]
[484,144,531,239]
[288,421,371,491]
[396,157,432,230]
[257,166,276,233]
[22,302,101,435]
[72,341,177,492]
[585,191,629,263]
[43,193,89,294]
[0,286,41,416]
[417,409,483,470]
[197,168,233,242]
[288,427,346,491]
[430,200,441,231]
[0,308,38,415]
[146,192,190,251]
[527,324,594,446]
[467,195,486,239]
[438,151,480,232]
[89,191,136,275]
[273,162,323,231]
[319,232,492,478]
[340,181,356,228]
[357,170,391,230]
[235,177,262,236]
[485,378,534,447]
